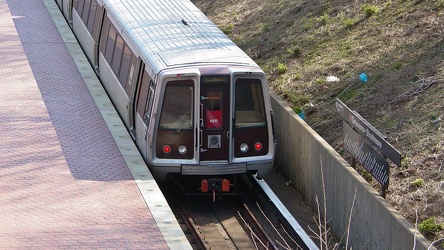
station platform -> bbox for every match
[0,0,191,248]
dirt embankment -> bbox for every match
[193,0,444,247]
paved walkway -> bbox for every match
[0,0,190,249]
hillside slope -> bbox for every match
[193,0,444,246]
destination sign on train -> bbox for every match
[201,76,230,84]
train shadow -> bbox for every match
[7,1,134,182]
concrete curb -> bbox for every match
[270,91,433,250]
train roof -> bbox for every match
[104,0,260,72]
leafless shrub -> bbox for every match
[391,75,441,106]
[309,158,357,250]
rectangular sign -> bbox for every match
[336,99,401,167]
[206,110,223,129]
[343,122,390,189]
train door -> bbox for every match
[134,67,154,158]
[199,77,230,161]
[59,0,72,24]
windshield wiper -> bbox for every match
[176,113,191,133]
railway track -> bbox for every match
[161,174,318,250]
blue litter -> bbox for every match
[359,72,368,83]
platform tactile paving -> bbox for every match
[0,0,188,249]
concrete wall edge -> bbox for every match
[269,91,434,249]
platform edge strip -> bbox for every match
[41,0,192,248]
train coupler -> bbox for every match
[200,178,231,194]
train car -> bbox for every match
[55,0,72,24]
[56,0,275,194]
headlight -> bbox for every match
[178,145,187,154]
[240,143,249,153]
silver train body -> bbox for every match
[55,0,275,188]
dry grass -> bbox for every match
[193,0,444,247]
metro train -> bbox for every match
[55,0,275,194]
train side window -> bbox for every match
[81,0,91,25]
[76,0,86,17]
[119,44,132,88]
[104,24,117,64]
[136,70,152,119]
[125,54,138,97]
[86,0,98,34]
[111,34,124,76]
[145,84,155,123]
[235,79,266,127]
[99,16,111,55]
[91,4,102,39]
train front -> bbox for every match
[147,67,275,195]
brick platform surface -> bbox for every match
[0,0,171,248]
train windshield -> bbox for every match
[159,80,194,131]
[235,79,266,127]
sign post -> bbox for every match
[336,99,401,198]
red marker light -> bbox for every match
[163,145,172,154]
[222,179,230,192]
[254,142,262,151]
[201,179,208,192]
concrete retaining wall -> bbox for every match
[270,92,432,249]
